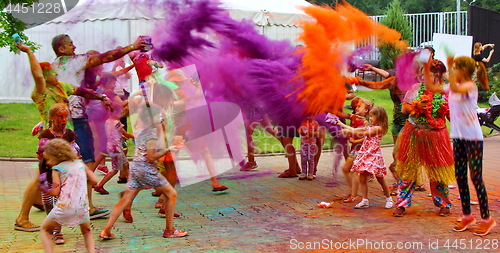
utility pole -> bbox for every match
[457,0,461,35]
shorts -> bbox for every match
[72,118,95,163]
[391,123,404,136]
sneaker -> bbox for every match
[240,161,258,171]
[89,208,110,220]
[439,207,451,217]
[93,185,109,195]
[97,165,109,174]
[473,218,496,236]
[163,229,188,238]
[393,207,405,217]
[354,199,369,209]
[385,198,394,209]
[453,215,476,232]
[298,174,307,180]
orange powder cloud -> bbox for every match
[297,2,407,114]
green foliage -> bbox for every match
[379,0,413,69]
[479,63,500,102]
[0,0,41,52]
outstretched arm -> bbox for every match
[86,37,148,69]
[17,43,46,94]
[362,64,391,79]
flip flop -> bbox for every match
[14,220,40,232]
[278,171,297,178]
[99,231,115,240]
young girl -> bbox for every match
[425,56,496,236]
[298,113,320,180]
[99,103,187,239]
[338,97,372,203]
[37,104,78,245]
[92,73,133,195]
[39,138,98,253]
[337,106,393,209]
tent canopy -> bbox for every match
[48,0,311,26]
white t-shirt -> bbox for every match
[52,54,90,119]
[444,84,483,141]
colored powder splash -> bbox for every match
[395,51,420,91]
[297,2,407,114]
[152,0,305,127]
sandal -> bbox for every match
[212,185,228,192]
[117,177,127,184]
[53,232,65,245]
[99,231,115,240]
[155,201,163,209]
[14,220,40,232]
[151,191,161,197]
[163,229,188,238]
[277,171,298,178]
[123,209,133,223]
[342,195,357,203]
[158,210,181,218]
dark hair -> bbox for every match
[52,34,70,56]
[424,46,435,55]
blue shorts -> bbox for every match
[72,118,95,163]
[391,123,404,137]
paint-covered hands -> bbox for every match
[15,42,32,53]
[131,36,150,51]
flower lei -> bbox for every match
[411,84,449,128]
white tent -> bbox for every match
[1,0,311,102]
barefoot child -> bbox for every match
[39,139,98,253]
[337,106,393,209]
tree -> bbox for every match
[1,0,40,52]
[379,0,412,69]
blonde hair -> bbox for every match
[473,42,482,55]
[48,103,69,128]
[454,56,489,90]
[43,138,77,163]
[370,106,388,134]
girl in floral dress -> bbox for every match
[39,138,98,253]
[393,60,455,218]
[337,106,393,209]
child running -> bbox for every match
[39,138,98,253]
[99,103,187,239]
[337,106,393,209]
[298,113,320,180]
[424,55,496,236]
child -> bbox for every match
[298,113,320,180]
[337,106,393,209]
[424,56,496,236]
[99,103,187,239]
[93,73,133,195]
[37,104,78,245]
[338,97,372,203]
[39,138,98,253]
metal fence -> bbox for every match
[363,11,468,61]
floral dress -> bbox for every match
[128,127,168,190]
[47,160,89,227]
[350,125,387,177]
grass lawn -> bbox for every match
[1,90,498,157]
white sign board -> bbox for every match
[432,33,473,68]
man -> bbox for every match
[50,34,148,220]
